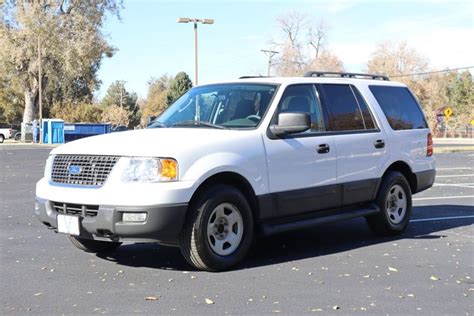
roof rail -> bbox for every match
[239,75,272,79]
[304,71,390,81]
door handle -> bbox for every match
[317,143,330,154]
[374,139,385,149]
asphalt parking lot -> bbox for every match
[1,145,473,315]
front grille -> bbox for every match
[52,202,99,217]
[51,155,119,186]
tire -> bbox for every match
[0,135,4,143]
[67,235,121,253]
[179,185,254,271]
[366,171,412,236]
[14,133,21,141]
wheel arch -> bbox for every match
[382,161,417,193]
[188,171,260,223]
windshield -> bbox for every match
[148,83,277,129]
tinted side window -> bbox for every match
[351,86,376,129]
[277,84,325,132]
[320,84,365,131]
[369,86,428,130]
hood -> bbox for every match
[51,128,255,158]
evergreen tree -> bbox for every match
[166,72,193,106]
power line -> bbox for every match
[390,66,474,78]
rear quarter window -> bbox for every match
[369,85,428,130]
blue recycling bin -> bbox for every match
[64,123,112,142]
[42,119,65,144]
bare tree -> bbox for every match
[308,20,326,59]
[270,12,344,76]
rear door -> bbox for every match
[369,85,431,165]
[317,84,388,206]
[263,84,338,217]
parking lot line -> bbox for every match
[436,174,474,178]
[411,215,474,222]
[437,167,473,170]
[433,183,474,188]
[413,195,474,201]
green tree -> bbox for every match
[166,72,193,105]
[101,80,139,127]
[0,0,121,135]
[141,75,171,125]
[0,75,23,123]
[448,71,474,127]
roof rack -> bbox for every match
[304,71,389,81]
[238,75,272,79]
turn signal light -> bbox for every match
[161,159,178,180]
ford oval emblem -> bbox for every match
[68,165,82,175]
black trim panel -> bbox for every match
[261,203,380,236]
[258,178,380,219]
[275,184,340,216]
[341,178,380,206]
[414,169,436,193]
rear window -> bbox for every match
[369,86,428,130]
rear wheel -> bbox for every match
[366,171,412,236]
[67,235,121,253]
[0,135,4,143]
[179,185,254,271]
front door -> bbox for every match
[263,84,338,217]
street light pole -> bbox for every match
[38,36,43,144]
[194,22,198,85]
[178,18,214,86]
[261,49,279,76]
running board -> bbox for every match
[261,206,380,236]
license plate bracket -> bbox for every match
[57,214,80,236]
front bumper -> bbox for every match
[35,198,188,246]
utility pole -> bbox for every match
[38,36,43,144]
[177,18,214,86]
[261,49,279,76]
[120,82,123,107]
[119,80,127,107]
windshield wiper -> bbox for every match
[172,120,225,129]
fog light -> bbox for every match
[122,212,147,222]
[35,202,40,211]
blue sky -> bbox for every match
[96,0,473,100]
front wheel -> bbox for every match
[179,185,254,271]
[67,235,121,253]
[366,171,412,236]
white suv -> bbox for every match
[35,72,436,271]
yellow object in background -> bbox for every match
[444,107,453,119]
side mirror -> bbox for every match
[269,112,311,136]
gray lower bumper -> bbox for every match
[414,169,436,193]
[34,198,188,246]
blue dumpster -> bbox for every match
[42,119,65,144]
[64,123,112,142]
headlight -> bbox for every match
[121,157,178,183]
[44,155,55,180]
